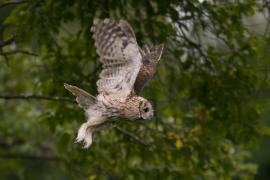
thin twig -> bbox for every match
[113,125,150,146]
[0,94,75,103]
[0,37,16,48]
[178,25,214,70]
[0,1,29,9]
[0,50,39,57]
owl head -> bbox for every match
[138,97,154,119]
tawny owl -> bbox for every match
[64,18,163,148]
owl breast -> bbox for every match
[120,96,142,119]
[96,93,141,120]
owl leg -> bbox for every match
[76,118,106,148]
[76,122,92,148]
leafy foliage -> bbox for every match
[1,0,270,179]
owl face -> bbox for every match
[139,98,154,120]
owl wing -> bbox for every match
[91,19,142,100]
[134,44,164,94]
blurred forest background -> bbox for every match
[1,0,270,179]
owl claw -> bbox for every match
[83,142,90,149]
[74,137,83,144]
[75,135,92,148]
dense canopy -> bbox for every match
[0,0,270,179]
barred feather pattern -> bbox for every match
[96,93,142,119]
[64,18,160,149]
[134,44,164,94]
[91,18,142,100]
[74,93,152,148]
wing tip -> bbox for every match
[91,18,116,32]
[156,44,164,57]
[91,18,101,32]
[141,44,164,57]
[157,44,164,51]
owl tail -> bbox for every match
[64,83,96,110]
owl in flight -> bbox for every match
[64,18,163,148]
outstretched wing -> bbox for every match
[91,19,142,99]
[134,44,164,94]
[64,83,96,110]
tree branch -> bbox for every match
[0,1,29,9]
[0,37,16,48]
[178,25,214,70]
[0,50,39,56]
[112,125,150,147]
[0,94,75,103]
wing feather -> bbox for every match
[91,19,142,99]
[134,44,164,94]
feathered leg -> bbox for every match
[76,117,106,148]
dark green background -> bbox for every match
[0,0,270,179]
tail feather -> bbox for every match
[64,83,96,110]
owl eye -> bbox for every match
[143,59,150,65]
[143,107,149,113]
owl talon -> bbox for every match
[74,138,82,144]
[75,122,93,148]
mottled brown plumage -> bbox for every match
[134,44,164,94]
[64,18,163,148]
